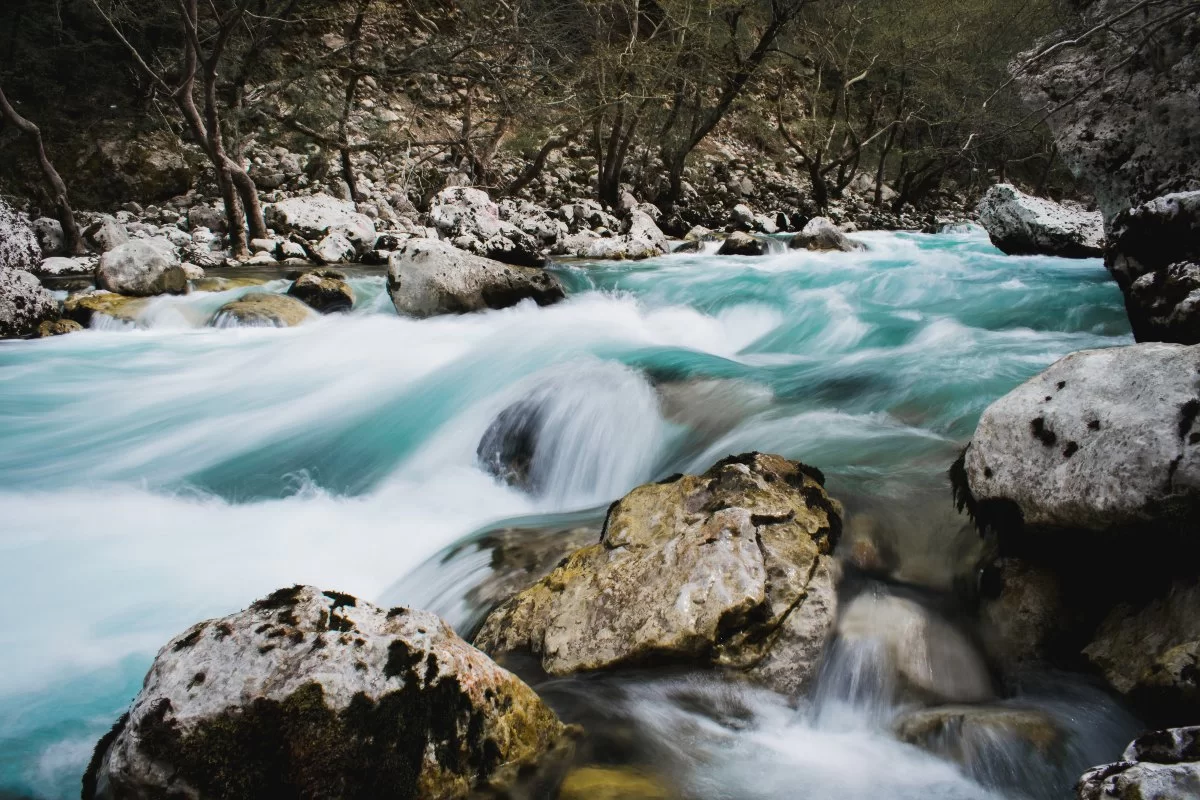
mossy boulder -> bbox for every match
[474,453,842,695]
[63,292,148,327]
[287,269,355,314]
[84,586,568,800]
[36,318,84,337]
[211,292,314,328]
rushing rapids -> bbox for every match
[0,228,1138,799]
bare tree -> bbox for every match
[0,81,85,254]
[88,0,279,257]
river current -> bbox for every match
[0,228,1137,798]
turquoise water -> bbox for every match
[0,229,1130,798]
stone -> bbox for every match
[956,343,1200,534]
[718,231,768,256]
[32,217,65,257]
[89,128,194,203]
[264,194,376,245]
[0,269,58,339]
[474,453,842,696]
[312,232,356,264]
[788,217,866,252]
[836,590,994,704]
[191,277,265,293]
[976,184,1104,258]
[180,263,205,280]
[187,205,226,233]
[211,292,314,328]
[96,239,188,296]
[287,270,355,314]
[35,256,95,277]
[1077,728,1200,800]
[1,199,42,273]
[428,187,544,267]
[1107,192,1200,344]
[63,292,148,327]
[1083,583,1200,719]
[84,217,131,253]
[82,586,568,800]
[36,318,83,337]
[731,203,756,228]
[387,238,564,318]
[249,238,277,255]
[895,705,1065,765]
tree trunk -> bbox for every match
[0,83,86,255]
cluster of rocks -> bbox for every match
[953,342,1200,798]
[84,453,846,798]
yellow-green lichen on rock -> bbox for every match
[83,586,569,800]
[474,453,843,695]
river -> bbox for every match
[0,228,1137,798]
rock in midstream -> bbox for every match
[83,586,570,800]
[474,453,843,696]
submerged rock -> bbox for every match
[788,217,865,252]
[477,398,544,491]
[558,766,674,800]
[0,198,41,273]
[387,238,564,318]
[83,586,568,800]
[63,291,148,327]
[836,590,994,705]
[1077,727,1200,800]
[0,269,59,338]
[957,343,1200,535]
[718,231,768,256]
[211,292,314,328]
[474,453,842,695]
[895,705,1065,765]
[287,269,355,314]
[976,184,1104,258]
[96,239,188,296]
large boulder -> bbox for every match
[89,128,194,203]
[264,194,376,251]
[0,269,58,339]
[387,238,564,318]
[977,184,1104,258]
[96,239,188,296]
[1013,0,1199,224]
[0,198,40,273]
[1107,191,1200,344]
[287,269,355,314]
[956,343,1199,535]
[83,586,568,800]
[211,292,314,328]
[63,292,148,327]
[429,187,544,267]
[788,217,866,252]
[1077,727,1200,800]
[474,453,842,695]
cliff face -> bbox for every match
[1015,0,1200,344]
[1014,0,1200,226]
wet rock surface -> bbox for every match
[788,217,865,252]
[83,586,568,800]
[388,238,564,318]
[474,453,842,695]
[211,292,314,328]
[1077,727,1200,800]
[287,269,355,314]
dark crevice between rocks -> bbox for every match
[1179,399,1200,439]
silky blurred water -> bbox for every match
[0,228,1133,798]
